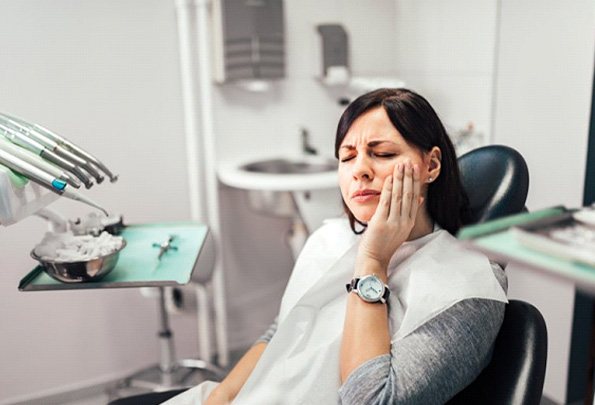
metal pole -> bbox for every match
[157,286,176,374]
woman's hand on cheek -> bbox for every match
[356,161,423,273]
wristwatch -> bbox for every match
[346,274,390,304]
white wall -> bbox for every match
[493,0,595,402]
[0,0,199,400]
[393,0,498,144]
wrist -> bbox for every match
[354,256,388,281]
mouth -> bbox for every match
[351,189,381,202]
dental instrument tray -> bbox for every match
[510,208,595,267]
[18,222,211,291]
[458,206,595,295]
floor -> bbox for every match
[61,348,247,405]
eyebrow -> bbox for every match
[339,140,398,150]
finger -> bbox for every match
[400,161,414,219]
[390,162,404,219]
[409,164,423,220]
[374,174,393,220]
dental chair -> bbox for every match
[109,144,546,405]
[447,144,548,405]
[447,300,547,405]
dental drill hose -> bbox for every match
[42,132,118,183]
[0,112,118,182]
[40,149,94,188]
[0,137,82,188]
[0,120,94,187]
[0,115,104,183]
[53,145,104,183]
[0,148,108,216]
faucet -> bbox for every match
[301,128,318,155]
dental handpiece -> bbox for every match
[0,113,118,183]
[36,124,118,183]
[0,137,82,188]
[31,123,119,183]
[0,122,93,188]
[0,115,104,184]
[0,148,108,216]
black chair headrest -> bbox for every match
[458,145,529,225]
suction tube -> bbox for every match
[0,113,118,183]
[0,148,108,216]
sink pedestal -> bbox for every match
[243,188,343,259]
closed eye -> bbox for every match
[373,153,396,158]
[340,152,396,162]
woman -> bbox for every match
[167,88,507,404]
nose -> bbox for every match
[352,154,373,181]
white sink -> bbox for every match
[218,155,338,191]
[218,155,343,256]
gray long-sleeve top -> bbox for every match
[256,264,507,404]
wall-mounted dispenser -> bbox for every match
[317,24,349,86]
[212,0,285,87]
[315,23,405,105]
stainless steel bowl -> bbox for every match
[30,240,127,283]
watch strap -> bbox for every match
[381,286,390,303]
[345,278,358,293]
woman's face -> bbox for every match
[338,107,431,223]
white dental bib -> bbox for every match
[165,218,507,405]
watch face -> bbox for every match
[358,276,384,302]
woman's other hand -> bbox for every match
[356,161,423,273]
[202,342,268,405]
[205,387,232,405]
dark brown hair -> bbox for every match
[335,88,469,235]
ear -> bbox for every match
[425,146,441,184]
